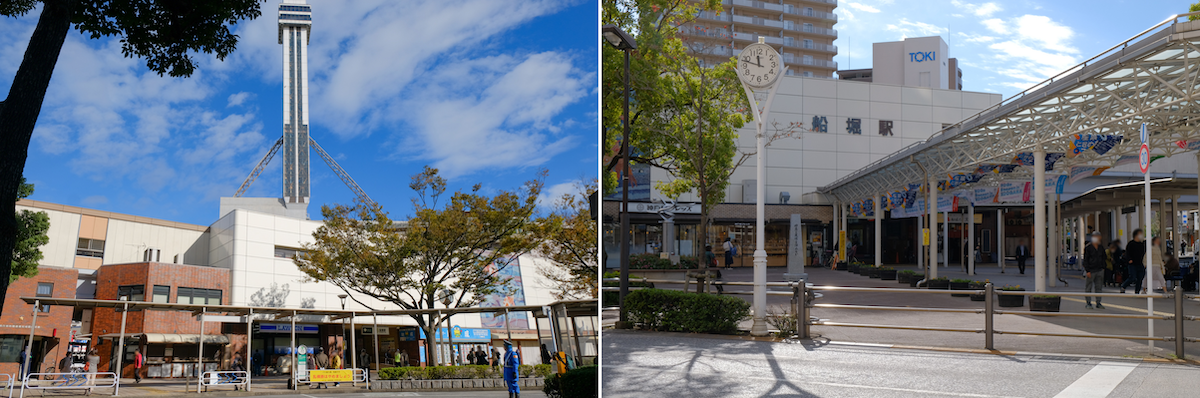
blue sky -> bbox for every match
[834,0,1187,97]
[1,0,597,225]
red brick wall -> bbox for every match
[0,267,78,377]
[92,262,230,377]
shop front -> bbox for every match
[251,323,320,375]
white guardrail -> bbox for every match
[201,370,248,392]
[0,373,14,398]
[20,372,118,397]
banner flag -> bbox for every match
[974,187,998,203]
[999,181,1029,203]
[1091,135,1123,155]
[1068,166,1111,184]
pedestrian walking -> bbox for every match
[17,348,25,380]
[358,348,371,376]
[1083,231,1106,309]
[490,346,501,371]
[704,245,716,269]
[1015,239,1030,274]
[133,348,144,383]
[1121,229,1147,294]
[399,350,410,368]
[540,344,552,365]
[502,340,521,398]
[722,237,734,269]
[231,352,244,390]
[1149,237,1168,293]
[331,350,343,387]
[313,348,329,389]
[86,348,100,395]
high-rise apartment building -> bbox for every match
[684,0,839,78]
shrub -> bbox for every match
[560,365,598,398]
[377,365,556,380]
[624,288,751,334]
[679,255,698,269]
[931,276,949,281]
[950,278,973,284]
[1000,285,1023,291]
[765,306,798,338]
[899,270,916,275]
[1032,294,1060,299]
[602,271,654,306]
[544,374,563,398]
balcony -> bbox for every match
[696,10,731,22]
[731,0,784,12]
[797,0,838,5]
[786,40,837,53]
[784,23,837,38]
[731,14,783,28]
[795,57,838,69]
[783,6,837,22]
[692,47,735,57]
[682,25,732,39]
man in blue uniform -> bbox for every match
[503,340,520,398]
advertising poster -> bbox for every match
[999,181,1028,203]
[480,257,529,329]
[974,187,997,204]
[1068,166,1111,184]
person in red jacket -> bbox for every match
[133,349,143,383]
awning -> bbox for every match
[98,333,229,345]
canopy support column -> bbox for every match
[1034,147,1047,292]
[928,175,937,280]
[942,210,948,268]
[968,202,975,275]
[875,193,882,268]
[997,209,1004,272]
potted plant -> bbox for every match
[897,270,915,284]
[949,279,973,297]
[908,274,925,287]
[927,277,950,289]
[867,266,882,278]
[969,281,987,301]
[1030,295,1061,312]
[877,267,898,280]
[997,285,1025,307]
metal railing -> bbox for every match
[605,275,1198,358]
[20,372,118,398]
[0,374,13,398]
[200,370,248,392]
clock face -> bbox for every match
[737,44,781,88]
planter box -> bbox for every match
[897,273,912,284]
[1030,296,1061,312]
[848,263,860,273]
[969,285,987,301]
[836,261,848,270]
[950,282,971,297]
[998,290,1026,307]
[867,268,881,278]
[927,280,950,289]
[908,276,924,288]
[879,269,897,280]
[370,377,544,391]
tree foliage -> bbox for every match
[0,0,263,317]
[295,167,545,365]
[602,0,800,276]
[536,179,598,300]
[13,178,48,283]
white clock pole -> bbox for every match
[741,37,783,337]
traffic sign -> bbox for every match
[1140,123,1147,143]
[1139,144,1150,173]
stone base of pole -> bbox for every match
[614,321,633,329]
[750,251,769,336]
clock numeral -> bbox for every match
[744,68,750,75]
[756,76,762,82]
[771,61,777,68]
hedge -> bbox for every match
[377,364,552,380]
[544,365,597,398]
[629,254,698,270]
[602,271,653,306]
[623,288,750,334]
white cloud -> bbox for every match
[951,0,1002,17]
[840,8,856,21]
[957,32,996,43]
[885,19,948,38]
[846,2,881,13]
[1013,15,1078,54]
[981,18,1008,34]
[227,92,253,107]
[538,179,582,210]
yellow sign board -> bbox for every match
[922,228,930,246]
[309,369,353,382]
[838,230,846,261]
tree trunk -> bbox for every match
[694,73,707,293]
[0,0,75,318]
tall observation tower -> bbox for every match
[278,0,312,204]
[228,0,376,219]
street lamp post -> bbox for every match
[603,24,636,328]
[338,294,348,373]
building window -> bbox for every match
[118,285,145,302]
[76,238,105,258]
[177,287,222,306]
[36,282,52,312]
[274,246,304,259]
[143,248,161,262]
[152,285,170,303]
[804,7,813,17]
[803,55,813,65]
[803,39,813,49]
[803,23,813,33]
[802,71,814,77]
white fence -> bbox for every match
[20,372,118,397]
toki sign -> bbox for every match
[909,51,936,62]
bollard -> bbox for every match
[798,279,810,339]
[1176,284,1185,359]
[984,283,994,350]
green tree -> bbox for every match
[0,0,264,315]
[536,179,598,300]
[1190,2,1200,20]
[295,167,544,366]
[603,0,799,279]
[13,178,49,283]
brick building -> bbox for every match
[91,262,233,378]
[0,267,77,377]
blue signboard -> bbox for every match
[413,326,492,343]
[259,324,319,334]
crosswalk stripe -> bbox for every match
[1052,361,1138,398]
